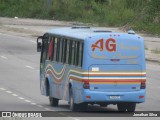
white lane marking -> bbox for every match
[37,105,43,108]
[67,116,80,120]
[12,94,18,97]
[6,91,12,94]
[25,100,31,103]
[0,87,49,111]
[18,97,24,100]
[1,56,8,59]
[25,65,34,69]
[31,103,37,105]
[72,118,80,120]
[0,87,47,111]
[45,108,51,111]
[30,40,36,44]
[0,88,6,90]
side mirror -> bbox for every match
[37,36,42,52]
[37,42,42,52]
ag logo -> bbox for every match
[91,38,116,52]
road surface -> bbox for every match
[0,33,160,119]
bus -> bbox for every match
[37,27,146,112]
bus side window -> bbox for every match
[68,40,73,65]
[51,37,55,61]
[56,38,60,62]
[61,39,65,63]
[53,38,57,61]
[62,39,67,63]
[59,38,63,63]
[78,42,83,67]
[65,40,70,64]
[41,36,48,63]
[74,41,83,67]
[71,41,75,65]
[75,41,80,66]
[48,37,54,60]
[45,37,50,60]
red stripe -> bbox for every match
[86,74,146,77]
[70,76,146,83]
[89,79,142,82]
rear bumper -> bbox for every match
[82,89,146,103]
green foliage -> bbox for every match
[151,48,160,54]
[0,0,159,35]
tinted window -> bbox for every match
[75,41,79,66]
[74,41,83,67]
[56,38,60,62]
[59,38,63,63]
[65,40,70,64]
[48,37,54,60]
[53,38,57,61]
[47,35,83,67]
[41,35,49,63]
[61,39,65,63]
[78,42,83,67]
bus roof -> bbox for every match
[47,27,138,40]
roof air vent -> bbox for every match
[93,30,112,33]
[128,30,135,35]
[72,26,90,29]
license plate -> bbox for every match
[109,96,120,100]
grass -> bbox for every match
[133,22,160,35]
[145,47,148,50]
[151,49,160,54]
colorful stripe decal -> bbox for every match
[45,64,66,75]
[44,64,146,84]
[42,64,146,100]
[69,76,146,84]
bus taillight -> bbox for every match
[140,81,146,89]
[83,80,90,89]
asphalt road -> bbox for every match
[0,33,160,119]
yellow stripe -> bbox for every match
[90,82,140,84]
[45,64,146,76]
[45,64,67,75]
[74,80,140,84]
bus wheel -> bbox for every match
[127,103,136,112]
[69,88,78,111]
[117,103,127,112]
[49,97,59,107]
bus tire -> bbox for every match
[127,103,136,112]
[69,88,78,112]
[49,97,59,107]
[117,103,127,112]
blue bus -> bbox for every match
[37,27,146,112]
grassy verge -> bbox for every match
[0,0,159,35]
[132,22,160,35]
[151,49,160,54]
